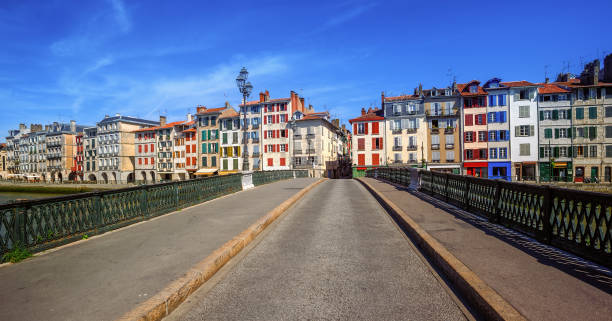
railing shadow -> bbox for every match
[380,178,612,294]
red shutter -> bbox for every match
[465,114,472,126]
[138,158,142,165]
[268,158,273,166]
[264,106,267,113]
[285,144,288,151]
[264,145,267,152]
[280,158,286,166]
[151,144,154,152]
[353,123,357,134]
[358,154,365,165]
[276,130,280,138]
[365,123,369,134]
[379,138,383,149]
[138,145,142,153]
[151,157,154,164]
[372,153,379,165]
[474,149,480,159]
[264,116,267,124]
[372,122,379,134]
[276,144,280,152]
[264,131,267,139]
[464,150,468,160]
[482,114,487,125]
[144,158,148,165]
[372,138,376,149]
[276,114,279,123]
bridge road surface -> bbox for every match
[168,179,468,321]
[0,177,318,321]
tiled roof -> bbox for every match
[183,128,196,133]
[297,112,329,121]
[384,94,420,102]
[349,113,384,123]
[239,100,262,106]
[197,107,226,115]
[219,108,239,119]
[563,81,612,88]
[98,115,159,126]
[133,120,190,132]
[500,80,537,87]
[457,81,487,96]
[537,83,571,94]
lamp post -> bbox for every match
[236,67,253,172]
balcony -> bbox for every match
[406,128,417,134]
[252,152,260,157]
[406,145,417,151]
[431,144,440,150]
[251,124,260,129]
[445,143,454,149]
[293,134,302,139]
[293,149,303,155]
[393,159,403,164]
[431,159,441,163]
[430,128,439,134]
[392,129,402,135]
[444,127,454,134]
[251,138,260,144]
[306,133,315,139]
[392,145,402,151]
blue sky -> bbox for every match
[1,0,611,141]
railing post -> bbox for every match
[463,176,471,211]
[444,173,450,202]
[490,180,502,223]
[16,206,27,247]
[541,185,553,243]
[429,171,435,196]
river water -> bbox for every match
[0,192,68,205]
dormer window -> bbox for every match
[469,85,478,93]
[445,89,450,96]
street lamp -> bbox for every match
[236,67,253,171]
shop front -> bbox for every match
[429,163,461,175]
[488,162,511,181]
[463,162,488,178]
[513,162,537,181]
[539,162,572,182]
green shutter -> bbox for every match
[223,159,228,170]
[552,110,559,120]
[211,156,216,167]
[233,158,239,170]
[539,111,544,121]
[201,130,206,141]
[222,133,228,144]
[544,128,551,138]
[566,109,571,119]
[553,147,559,157]
[567,127,572,138]
[202,143,206,153]
[554,128,559,138]
[589,107,597,119]
[216,130,219,140]
[589,127,596,140]
[576,108,584,119]
[539,147,544,158]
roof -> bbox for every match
[348,113,384,123]
[563,81,612,88]
[384,94,420,102]
[239,100,261,106]
[456,81,487,96]
[133,120,190,133]
[98,115,159,126]
[183,128,196,133]
[297,112,329,121]
[537,83,571,94]
[500,80,538,88]
[219,108,239,119]
[197,107,226,115]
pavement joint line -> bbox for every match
[0,180,286,268]
[356,177,526,321]
[116,178,326,321]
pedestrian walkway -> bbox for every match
[362,177,612,321]
[168,179,468,321]
[0,177,318,321]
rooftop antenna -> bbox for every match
[544,64,549,81]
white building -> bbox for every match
[506,81,540,180]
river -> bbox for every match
[0,192,69,205]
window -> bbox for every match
[408,104,417,114]
[520,143,530,156]
[445,102,452,115]
[479,149,487,159]
[606,145,612,157]
[357,154,365,165]
[489,131,497,141]
[589,145,597,158]
[606,107,612,118]
[498,94,506,106]
[445,134,453,145]
[519,89,529,100]
[542,147,551,158]
[446,150,454,162]
[517,125,533,137]
[519,106,530,118]
[544,128,552,139]
[357,123,365,134]
[431,135,439,146]
[488,95,497,106]
[464,114,473,126]
[478,131,487,142]
[499,130,508,141]
[466,150,474,159]
[606,126,612,138]
[357,138,365,150]
[559,128,567,138]
[432,151,440,161]
[559,110,569,119]
[489,148,497,159]
[469,85,478,93]
[393,104,402,114]
[280,114,287,122]
[542,110,551,120]
[393,119,401,130]
[465,131,474,142]
[589,107,598,119]
[499,148,507,159]
[575,107,584,119]
[394,136,402,147]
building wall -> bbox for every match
[351,120,385,166]
[384,98,426,165]
[509,87,539,168]
[219,116,243,173]
[262,101,291,170]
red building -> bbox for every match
[349,107,385,177]
[70,133,84,181]
[458,80,489,178]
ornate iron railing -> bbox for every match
[0,170,306,259]
[365,167,612,268]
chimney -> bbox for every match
[300,97,305,109]
[44,125,50,132]
[418,83,423,96]
[545,77,549,84]
[452,81,457,92]
[579,59,600,86]
[70,120,76,133]
[159,116,167,126]
[30,124,42,132]
[265,90,270,101]
[104,115,109,118]
[342,124,346,131]
[332,119,340,128]
[604,53,612,83]
[367,107,372,114]
[259,92,265,102]
[361,108,366,116]
[381,91,385,108]
[115,113,121,117]
[19,123,26,131]
[186,113,193,122]
[225,101,230,108]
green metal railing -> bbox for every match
[0,170,306,259]
[366,167,612,268]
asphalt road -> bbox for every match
[168,179,467,321]
[0,177,318,321]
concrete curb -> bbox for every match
[356,178,526,321]
[117,178,325,321]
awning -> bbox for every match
[195,168,218,176]
[553,162,568,168]
[219,170,239,176]
[463,162,488,168]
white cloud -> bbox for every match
[107,0,131,33]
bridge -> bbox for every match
[0,170,610,320]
